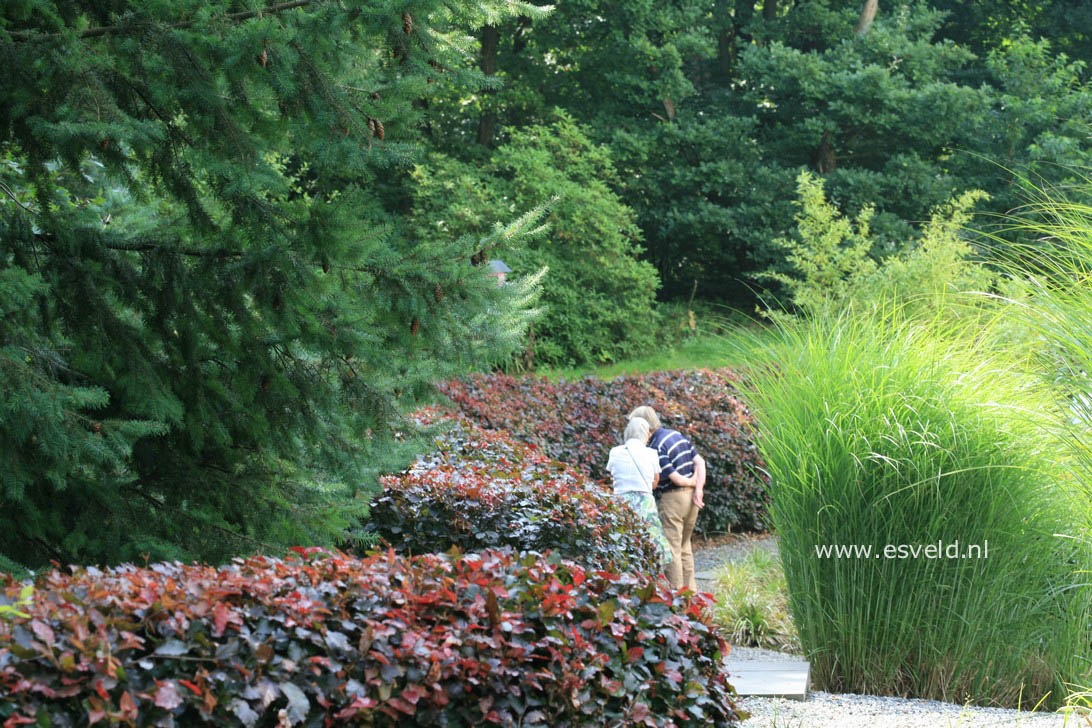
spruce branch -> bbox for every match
[0,180,37,214]
[127,485,281,552]
[7,1,321,41]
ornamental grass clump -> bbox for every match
[739,310,1092,708]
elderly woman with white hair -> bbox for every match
[605,416,673,564]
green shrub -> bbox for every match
[768,172,1001,324]
[409,112,661,367]
[368,412,663,574]
[439,369,768,536]
[0,549,744,726]
[738,311,1092,708]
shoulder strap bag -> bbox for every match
[624,442,653,491]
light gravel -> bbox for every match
[694,536,1084,728]
[736,691,1079,728]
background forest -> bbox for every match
[2,0,1091,573]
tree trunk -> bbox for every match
[855,0,878,35]
[763,0,777,21]
[476,24,500,147]
[734,0,755,42]
[815,130,836,173]
[714,0,735,78]
[513,15,532,55]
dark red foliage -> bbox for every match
[0,549,743,727]
[369,412,663,573]
[438,370,769,535]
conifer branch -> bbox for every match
[0,180,37,214]
[7,0,320,41]
[101,241,243,258]
[127,485,281,551]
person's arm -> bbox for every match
[692,454,706,508]
[667,471,696,488]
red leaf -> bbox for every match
[119,691,139,720]
[387,697,416,715]
[179,679,202,696]
[94,680,109,700]
[30,620,55,648]
[213,601,231,637]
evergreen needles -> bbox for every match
[0,1,545,570]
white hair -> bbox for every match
[623,417,650,443]
[627,405,661,432]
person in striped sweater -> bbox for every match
[628,406,706,591]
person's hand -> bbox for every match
[693,487,705,509]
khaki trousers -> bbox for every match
[658,487,698,590]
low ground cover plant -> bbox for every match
[710,548,797,653]
[0,548,743,726]
[439,369,767,536]
[368,412,662,573]
[740,311,1092,708]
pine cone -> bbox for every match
[367,118,377,136]
[373,119,385,140]
[322,261,331,274]
[410,317,420,336]
[434,284,443,303]
[402,12,414,35]
[257,48,268,68]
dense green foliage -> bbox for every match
[5,0,1091,575]
[0,549,743,726]
[423,0,1092,310]
[410,113,660,365]
[439,369,768,536]
[0,1,548,571]
[369,410,664,573]
[739,311,1092,708]
[766,171,999,320]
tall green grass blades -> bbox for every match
[992,182,1092,715]
[739,311,1091,708]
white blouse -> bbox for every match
[606,439,662,494]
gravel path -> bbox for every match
[736,691,1077,727]
[693,536,1081,728]
[693,533,778,582]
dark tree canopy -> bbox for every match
[422,0,1092,305]
[0,0,545,571]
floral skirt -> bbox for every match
[616,490,673,563]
